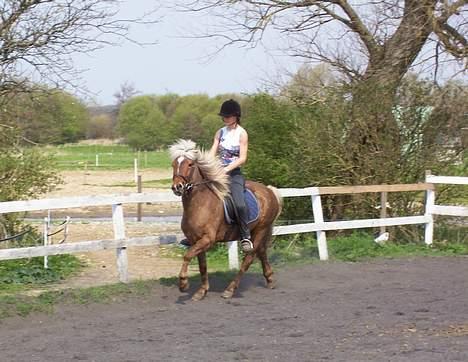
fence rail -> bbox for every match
[0,172,466,282]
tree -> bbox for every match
[0,0,157,234]
[113,82,141,107]
[0,125,61,235]
[3,89,89,144]
[87,114,114,139]
[168,94,220,147]
[0,1,157,100]
[180,1,467,184]
[117,96,168,150]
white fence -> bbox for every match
[0,173,466,282]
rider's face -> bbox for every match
[222,115,237,127]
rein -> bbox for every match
[174,164,213,195]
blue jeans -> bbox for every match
[228,168,251,240]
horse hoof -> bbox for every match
[179,279,189,292]
[221,290,234,299]
[267,281,276,289]
[191,289,207,301]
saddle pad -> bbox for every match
[223,188,260,225]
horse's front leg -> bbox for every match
[178,236,211,298]
[191,252,209,301]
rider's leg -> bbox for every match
[229,173,252,251]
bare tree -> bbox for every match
[0,1,158,230]
[178,0,467,183]
[114,81,140,106]
[0,0,158,101]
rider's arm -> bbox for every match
[209,129,221,159]
[224,129,248,173]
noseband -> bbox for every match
[173,162,212,196]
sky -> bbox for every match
[71,1,298,106]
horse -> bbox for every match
[169,139,283,300]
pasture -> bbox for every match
[46,143,171,171]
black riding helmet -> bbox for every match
[218,99,241,118]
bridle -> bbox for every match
[172,158,212,196]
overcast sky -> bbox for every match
[71,1,298,106]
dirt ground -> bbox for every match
[1,256,468,361]
[28,170,188,290]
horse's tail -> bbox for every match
[267,185,283,222]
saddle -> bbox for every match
[223,188,260,225]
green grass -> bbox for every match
[0,255,84,294]
[43,144,172,171]
[269,231,468,264]
[110,178,173,188]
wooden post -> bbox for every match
[95,154,99,167]
[311,193,328,260]
[134,158,138,183]
[137,175,142,222]
[43,215,49,269]
[227,241,239,270]
[380,191,388,234]
[112,203,128,283]
[424,170,434,245]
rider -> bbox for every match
[178,99,253,252]
[209,99,252,252]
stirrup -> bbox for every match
[240,238,254,253]
[179,238,191,247]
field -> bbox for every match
[45,141,172,171]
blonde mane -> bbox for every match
[169,139,230,200]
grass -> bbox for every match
[110,178,173,188]
[0,255,84,295]
[43,143,172,171]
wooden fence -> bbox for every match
[0,173,466,282]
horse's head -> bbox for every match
[171,155,197,196]
[168,139,229,199]
[169,139,201,196]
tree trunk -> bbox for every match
[345,0,436,185]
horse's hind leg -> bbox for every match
[192,252,209,301]
[221,252,256,299]
[257,242,274,289]
[221,227,270,299]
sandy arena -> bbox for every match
[1,257,467,361]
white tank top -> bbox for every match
[218,125,244,167]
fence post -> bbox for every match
[227,241,239,270]
[43,215,49,269]
[134,158,138,183]
[311,191,328,260]
[137,175,142,222]
[380,191,388,234]
[424,170,435,245]
[112,203,128,283]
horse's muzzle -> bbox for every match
[172,183,184,196]
[171,182,193,196]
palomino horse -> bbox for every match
[169,139,282,300]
